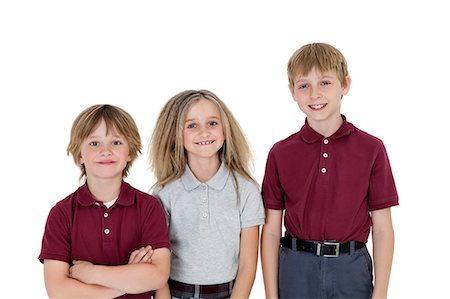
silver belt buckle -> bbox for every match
[317,241,340,257]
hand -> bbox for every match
[69,260,95,284]
[128,245,154,264]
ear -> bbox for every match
[342,75,351,96]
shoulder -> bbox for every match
[234,172,260,193]
[154,177,183,197]
[125,183,163,209]
[352,124,384,144]
[271,131,301,150]
[350,124,386,151]
[233,172,262,205]
[50,188,80,214]
[44,188,81,228]
[152,177,185,209]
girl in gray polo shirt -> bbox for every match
[149,89,265,299]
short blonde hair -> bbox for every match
[149,89,255,189]
[67,104,141,179]
[287,42,349,88]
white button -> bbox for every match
[202,212,208,218]
[104,212,109,218]
[321,167,327,174]
[323,139,329,145]
[202,198,207,203]
[104,228,110,234]
[323,152,329,158]
[202,185,207,190]
[95,202,101,206]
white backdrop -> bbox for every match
[1,1,448,298]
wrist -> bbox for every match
[372,287,388,299]
[88,264,102,285]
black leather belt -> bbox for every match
[280,234,365,257]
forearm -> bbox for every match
[90,262,169,294]
[230,256,257,299]
[154,283,171,299]
[372,229,394,298]
[261,226,281,299]
[231,226,259,299]
[71,248,171,295]
[371,208,395,299]
[45,272,124,299]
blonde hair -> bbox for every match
[67,104,142,180]
[149,89,255,190]
[287,42,349,88]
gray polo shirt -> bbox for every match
[154,163,265,285]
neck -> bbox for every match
[86,176,122,202]
[188,157,221,183]
[308,114,343,137]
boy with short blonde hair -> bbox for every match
[261,43,398,299]
[39,104,170,298]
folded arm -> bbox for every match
[71,247,170,294]
[44,247,170,298]
[44,259,124,299]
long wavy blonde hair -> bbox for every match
[149,89,255,190]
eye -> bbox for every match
[321,81,331,86]
[88,141,99,147]
[186,123,196,129]
[297,83,308,89]
[208,121,219,127]
[112,140,123,146]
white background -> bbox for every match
[1,1,448,298]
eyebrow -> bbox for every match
[185,116,220,123]
[86,133,124,139]
[295,75,335,84]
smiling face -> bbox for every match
[182,98,225,165]
[79,119,131,182]
[290,67,351,135]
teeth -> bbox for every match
[310,104,325,109]
[197,141,213,145]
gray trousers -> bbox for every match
[278,244,373,299]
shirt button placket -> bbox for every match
[102,206,112,245]
[201,184,208,219]
[320,138,330,184]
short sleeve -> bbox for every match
[239,180,265,228]
[38,205,72,263]
[368,142,399,211]
[153,188,171,226]
[140,197,171,250]
[261,147,285,210]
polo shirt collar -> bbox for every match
[300,115,355,143]
[78,181,135,207]
[181,162,230,191]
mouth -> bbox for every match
[309,103,327,110]
[196,140,215,145]
[98,160,116,165]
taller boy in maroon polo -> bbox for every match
[261,43,398,299]
[39,104,170,299]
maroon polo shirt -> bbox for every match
[262,116,398,243]
[39,181,170,298]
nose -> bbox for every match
[310,86,322,99]
[100,144,113,156]
[199,126,211,137]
